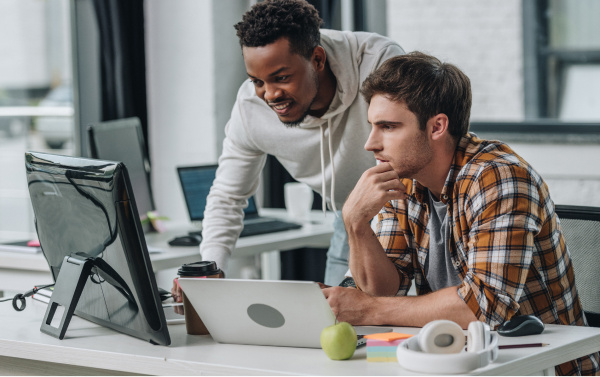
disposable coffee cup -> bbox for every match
[178,261,224,335]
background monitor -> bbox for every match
[87,117,155,223]
[25,151,170,345]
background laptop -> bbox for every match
[177,278,335,348]
[177,165,301,237]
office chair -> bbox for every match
[555,205,600,327]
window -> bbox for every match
[531,0,600,121]
[0,0,73,241]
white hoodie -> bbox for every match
[200,29,404,270]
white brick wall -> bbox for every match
[386,0,524,121]
[508,143,600,207]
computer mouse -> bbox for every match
[157,287,171,301]
[168,235,202,247]
[497,315,545,337]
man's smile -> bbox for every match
[269,101,293,115]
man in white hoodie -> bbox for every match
[199,0,404,285]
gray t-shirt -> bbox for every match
[424,191,462,291]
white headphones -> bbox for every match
[396,320,498,374]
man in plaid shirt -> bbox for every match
[323,52,599,375]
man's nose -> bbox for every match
[263,84,283,103]
[364,130,380,151]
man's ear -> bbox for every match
[429,113,449,141]
[312,46,326,71]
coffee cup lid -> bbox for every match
[178,261,221,277]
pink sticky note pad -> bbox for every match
[363,332,413,341]
[27,240,40,247]
[366,339,406,347]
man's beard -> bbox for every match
[399,130,432,179]
[281,98,315,128]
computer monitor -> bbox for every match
[87,118,155,224]
[25,151,170,345]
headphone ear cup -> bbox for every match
[467,321,490,352]
[418,320,465,354]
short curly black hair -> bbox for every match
[234,0,323,59]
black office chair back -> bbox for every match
[555,205,600,327]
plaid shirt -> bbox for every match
[376,133,599,375]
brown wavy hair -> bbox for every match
[361,52,472,140]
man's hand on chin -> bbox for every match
[322,286,375,326]
[342,162,406,227]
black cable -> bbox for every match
[0,284,55,312]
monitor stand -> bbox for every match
[40,253,136,340]
[40,254,94,339]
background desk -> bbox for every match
[0,209,335,292]
[1,299,600,375]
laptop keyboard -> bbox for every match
[186,220,302,239]
[240,220,302,237]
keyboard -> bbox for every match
[186,219,302,239]
[240,219,302,237]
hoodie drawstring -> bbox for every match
[319,121,338,215]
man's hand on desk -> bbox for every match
[171,278,184,315]
[321,284,479,329]
[321,286,376,326]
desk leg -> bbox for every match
[261,251,281,280]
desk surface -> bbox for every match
[148,209,335,271]
[1,299,599,376]
[0,209,335,291]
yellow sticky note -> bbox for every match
[363,332,413,341]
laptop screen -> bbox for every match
[177,165,258,221]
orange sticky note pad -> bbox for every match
[363,332,413,341]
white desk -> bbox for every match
[147,209,335,271]
[0,209,335,292]
[1,299,599,376]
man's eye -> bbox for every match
[275,76,289,82]
[249,79,263,87]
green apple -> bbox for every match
[320,321,357,360]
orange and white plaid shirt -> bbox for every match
[376,133,599,375]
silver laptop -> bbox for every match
[177,278,336,348]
